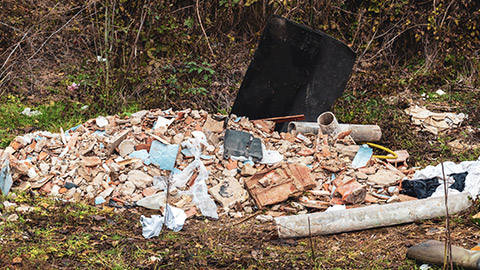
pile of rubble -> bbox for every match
[0,108,416,220]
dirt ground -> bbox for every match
[1,192,480,269]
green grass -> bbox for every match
[0,94,93,148]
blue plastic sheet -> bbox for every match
[95,196,106,205]
[149,141,179,171]
[129,150,151,165]
[352,144,373,169]
[0,159,13,196]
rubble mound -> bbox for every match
[0,108,417,219]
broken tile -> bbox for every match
[298,148,315,156]
[149,141,179,171]
[245,164,316,208]
[225,159,237,170]
[0,159,13,196]
[82,156,102,167]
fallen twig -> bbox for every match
[195,0,215,59]
[233,211,261,226]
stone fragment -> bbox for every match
[386,194,401,203]
[136,192,166,210]
[92,173,105,186]
[96,116,109,127]
[127,170,153,189]
[240,163,256,177]
[34,139,47,152]
[334,144,360,158]
[209,177,248,208]
[39,163,50,174]
[222,169,237,177]
[119,174,128,183]
[10,137,26,150]
[386,150,410,165]
[191,110,201,119]
[38,152,49,161]
[7,213,18,222]
[99,187,114,198]
[27,167,38,179]
[203,115,224,133]
[120,182,136,196]
[358,166,376,175]
[355,172,368,180]
[50,185,61,196]
[367,169,402,186]
[3,201,17,211]
[107,130,130,156]
[172,133,184,145]
[130,110,148,125]
[118,139,135,157]
[64,187,76,199]
[256,214,273,223]
[171,195,192,208]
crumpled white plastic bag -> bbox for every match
[140,204,187,238]
[140,215,164,239]
[412,160,480,198]
[164,204,187,232]
[172,131,219,219]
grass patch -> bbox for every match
[0,94,93,148]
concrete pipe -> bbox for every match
[317,111,382,142]
[274,192,471,238]
[287,122,320,134]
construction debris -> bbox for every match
[405,105,467,135]
[1,106,462,235]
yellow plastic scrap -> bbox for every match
[366,143,398,159]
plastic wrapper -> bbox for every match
[175,131,219,219]
[140,215,164,239]
[413,160,480,198]
[164,204,187,232]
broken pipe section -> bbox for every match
[407,240,480,269]
[274,192,471,238]
[287,111,382,142]
[318,111,382,142]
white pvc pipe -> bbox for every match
[317,111,382,142]
[287,122,320,134]
[274,192,471,238]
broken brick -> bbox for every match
[245,163,316,208]
[82,156,102,167]
[298,148,315,156]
